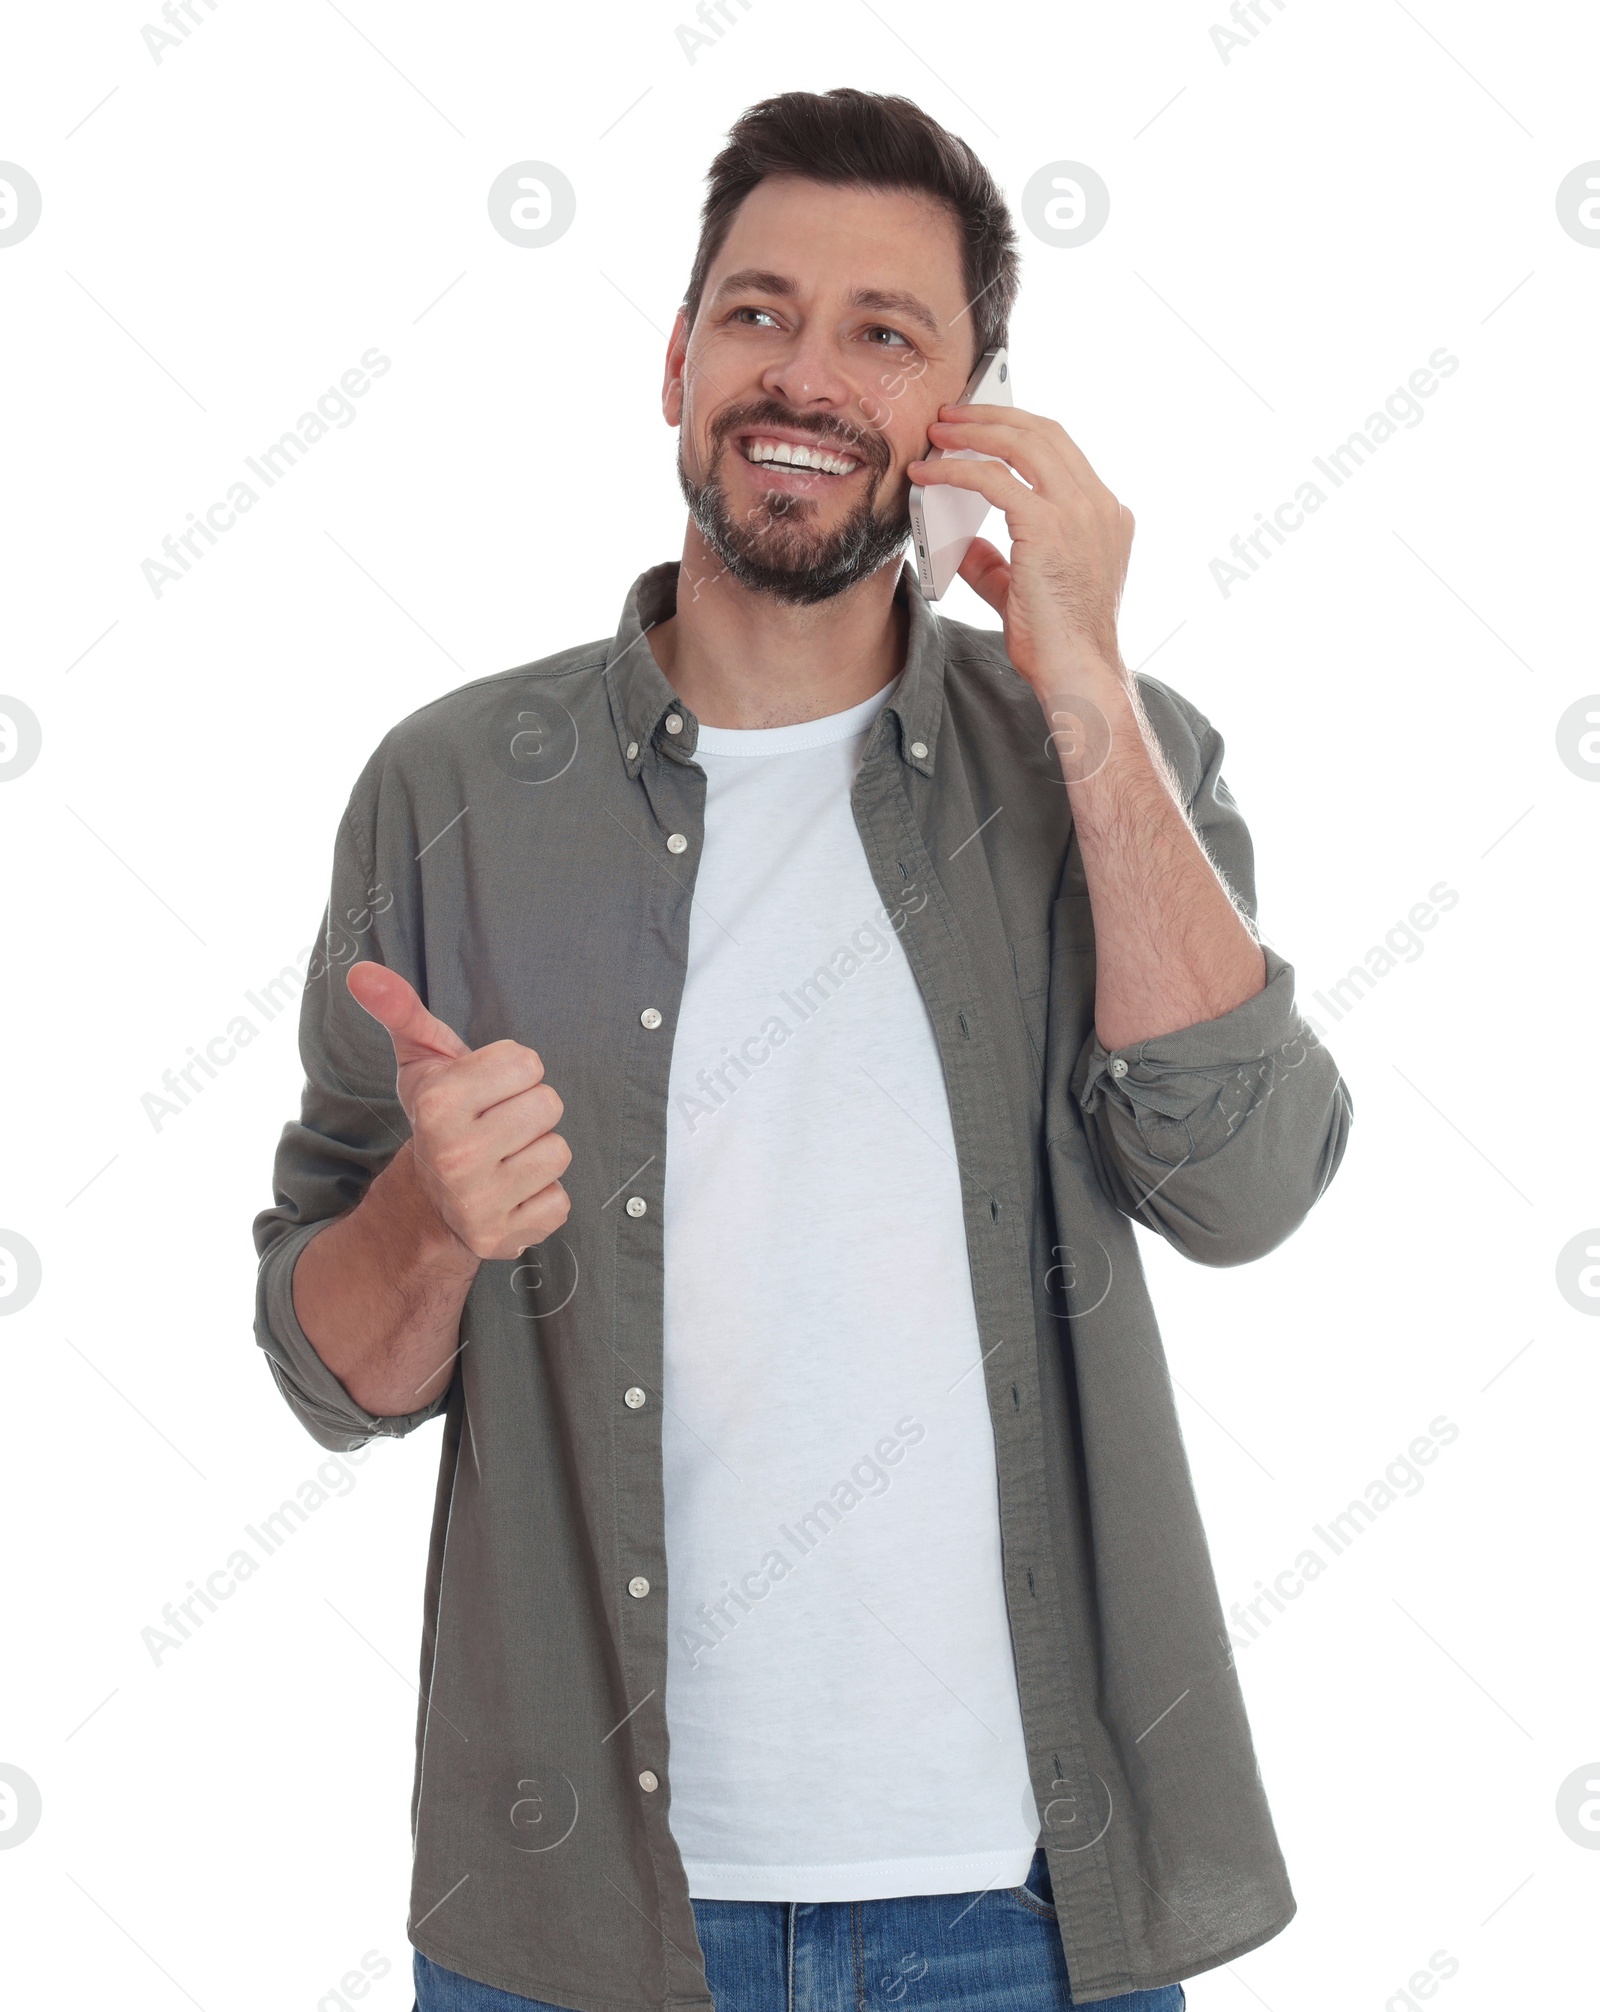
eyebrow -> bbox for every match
[708,268,945,342]
[846,286,943,341]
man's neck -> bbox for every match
[645,524,910,730]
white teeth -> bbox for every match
[742,437,859,476]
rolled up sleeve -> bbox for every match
[251,763,449,1451]
[1068,692,1354,1266]
[255,1220,445,1451]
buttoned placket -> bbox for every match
[846,701,1124,1974]
[607,683,713,1988]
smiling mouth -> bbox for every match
[736,436,865,478]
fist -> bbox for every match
[346,962,571,1262]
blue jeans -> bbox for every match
[412,1848,1186,2011]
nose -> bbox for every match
[759,327,854,416]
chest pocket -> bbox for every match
[1010,894,1097,1067]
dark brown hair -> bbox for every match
[682,88,1019,369]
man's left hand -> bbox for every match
[909,405,1134,691]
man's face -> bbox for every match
[665,175,980,606]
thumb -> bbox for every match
[956,535,1010,613]
[346,960,470,1066]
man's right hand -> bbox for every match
[346,961,572,1262]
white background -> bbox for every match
[1,1,1596,2007]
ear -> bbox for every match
[662,306,691,427]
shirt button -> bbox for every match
[628,1576,651,1598]
[1110,1056,1129,1079]
[625,1196,647,1218]
[665,833,688,854]
[639,1770,659,1793]
[664,714,683,735]
[624,1386,647,1409]
[910,740,928,759]
[640,1007,663,1029]
[626,740,639,761]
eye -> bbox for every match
[730,306,782,328]
[863,325,914,349]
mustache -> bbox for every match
[710,400,893,474]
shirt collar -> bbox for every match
[603,558,947,779]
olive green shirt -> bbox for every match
[253,558,1352,2009]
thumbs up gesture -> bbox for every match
[345,962,571,1262]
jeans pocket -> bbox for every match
[1003,1849,1058,1920]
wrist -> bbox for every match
[1021,650,1130,702]
[1028,656,1154,793]
[385,1142,482,1278]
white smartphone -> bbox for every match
[907,347,1012,601]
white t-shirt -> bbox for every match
[660,674,1041,1903]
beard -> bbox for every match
[676,402,911,608]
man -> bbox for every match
[255,87,1351,2012]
